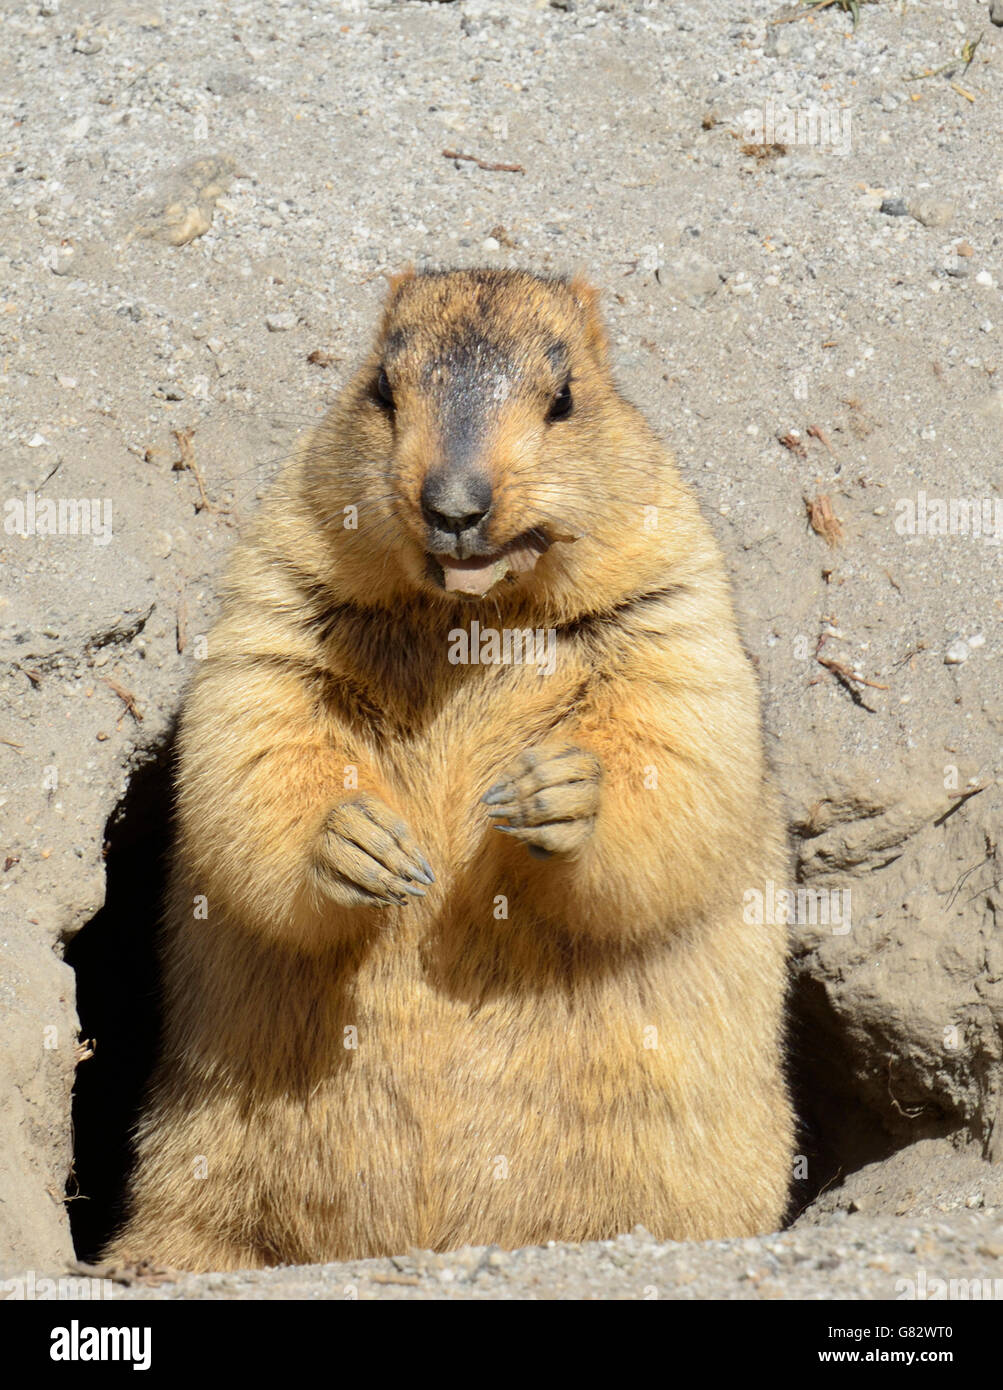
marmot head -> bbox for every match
[306,268,682,615]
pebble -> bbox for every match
[944,638,970,665]
[908,197,955,229]
[265,312,298,333]
[879,197,908,217]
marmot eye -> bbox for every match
[375,367,394,408]
[547,382,573,421]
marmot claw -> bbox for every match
[313,793,434,908]
[483,744,601,857]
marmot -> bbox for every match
[106,268,793,1271]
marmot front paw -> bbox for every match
[482,744,601,858]
[312,794,435,907]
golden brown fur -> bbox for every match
[107,268,793,1270]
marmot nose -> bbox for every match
[420,471,493,535]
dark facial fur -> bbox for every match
[299,268,682,618]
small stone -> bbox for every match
[908,197,955,229]
[944,638,970,665]
[157,203,212,246]
[482,236,501,252]
[967,633,985,649]
[879,197,908,217]
[265,312,298,333]
[975,270,996,288]
[991,0,1003,25]
[27,433,46,447]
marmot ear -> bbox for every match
[568,272,610,366]
[385,264,416,300]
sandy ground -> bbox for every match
[2,0,1002,1298]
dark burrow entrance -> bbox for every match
[65,732,176,1263]
[63,739,910,1259]
[785,982,912,1220]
